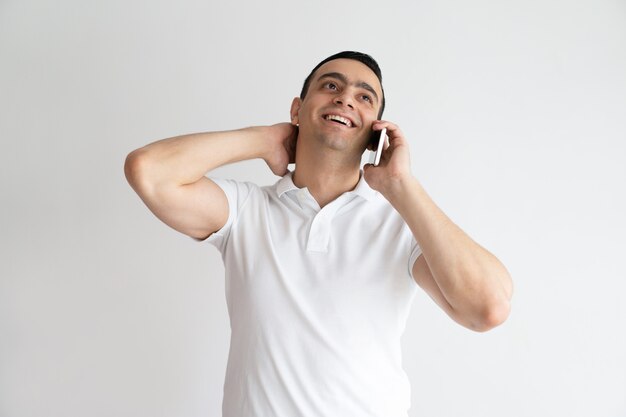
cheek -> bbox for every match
[361,113,377,128]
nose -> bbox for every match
[333,92,354,109]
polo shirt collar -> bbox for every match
[276,170,377,201]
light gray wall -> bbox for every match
[1,0,625,416]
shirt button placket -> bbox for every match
[306,197,345,253]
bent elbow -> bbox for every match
[124,148,154,193]
[475,272,514,332]
[124,149,143,184]
[472,300,511,332]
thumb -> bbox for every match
[363,163,374,173]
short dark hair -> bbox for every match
[299,51,386,119]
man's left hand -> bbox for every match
[363,120,414,196]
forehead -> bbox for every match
[312,58,383,98]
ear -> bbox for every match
[290,97,301,126]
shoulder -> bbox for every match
[210,177,265,199]
[209,176,291,214]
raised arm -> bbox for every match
[124,123,297,240]
[364,120,513,332]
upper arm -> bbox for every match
[124,152,228,240]
[411,254,462,325]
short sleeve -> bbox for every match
[407,235,423,279]
[194,177,256,252]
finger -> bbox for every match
[373,121,406,146]
[373,120,402,136]
[372,120,396,129]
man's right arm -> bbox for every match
[124,124,297,240]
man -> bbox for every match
[125,51,513,417]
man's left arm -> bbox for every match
[364,121,513,332]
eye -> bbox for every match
[361,94,373,103]
[324,82,338,90]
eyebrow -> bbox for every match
[316,72,380,103]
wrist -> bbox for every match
[240,126,273,161]
[381,174,420,205]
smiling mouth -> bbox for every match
[323,114,353,127]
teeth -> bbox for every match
[325,114,352,127]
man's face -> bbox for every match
[291,58,384,154]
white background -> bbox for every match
[1,0,625,416]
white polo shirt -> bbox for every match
[204,171,422,417]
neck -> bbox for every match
[292,135,363,208]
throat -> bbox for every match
[292,164,362,209]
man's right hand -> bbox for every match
[262,123,298,176]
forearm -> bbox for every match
[384,176,513,319]
[125,126,270,186]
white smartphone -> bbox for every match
[373,127,387,166]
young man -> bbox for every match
[125,51,513,417]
